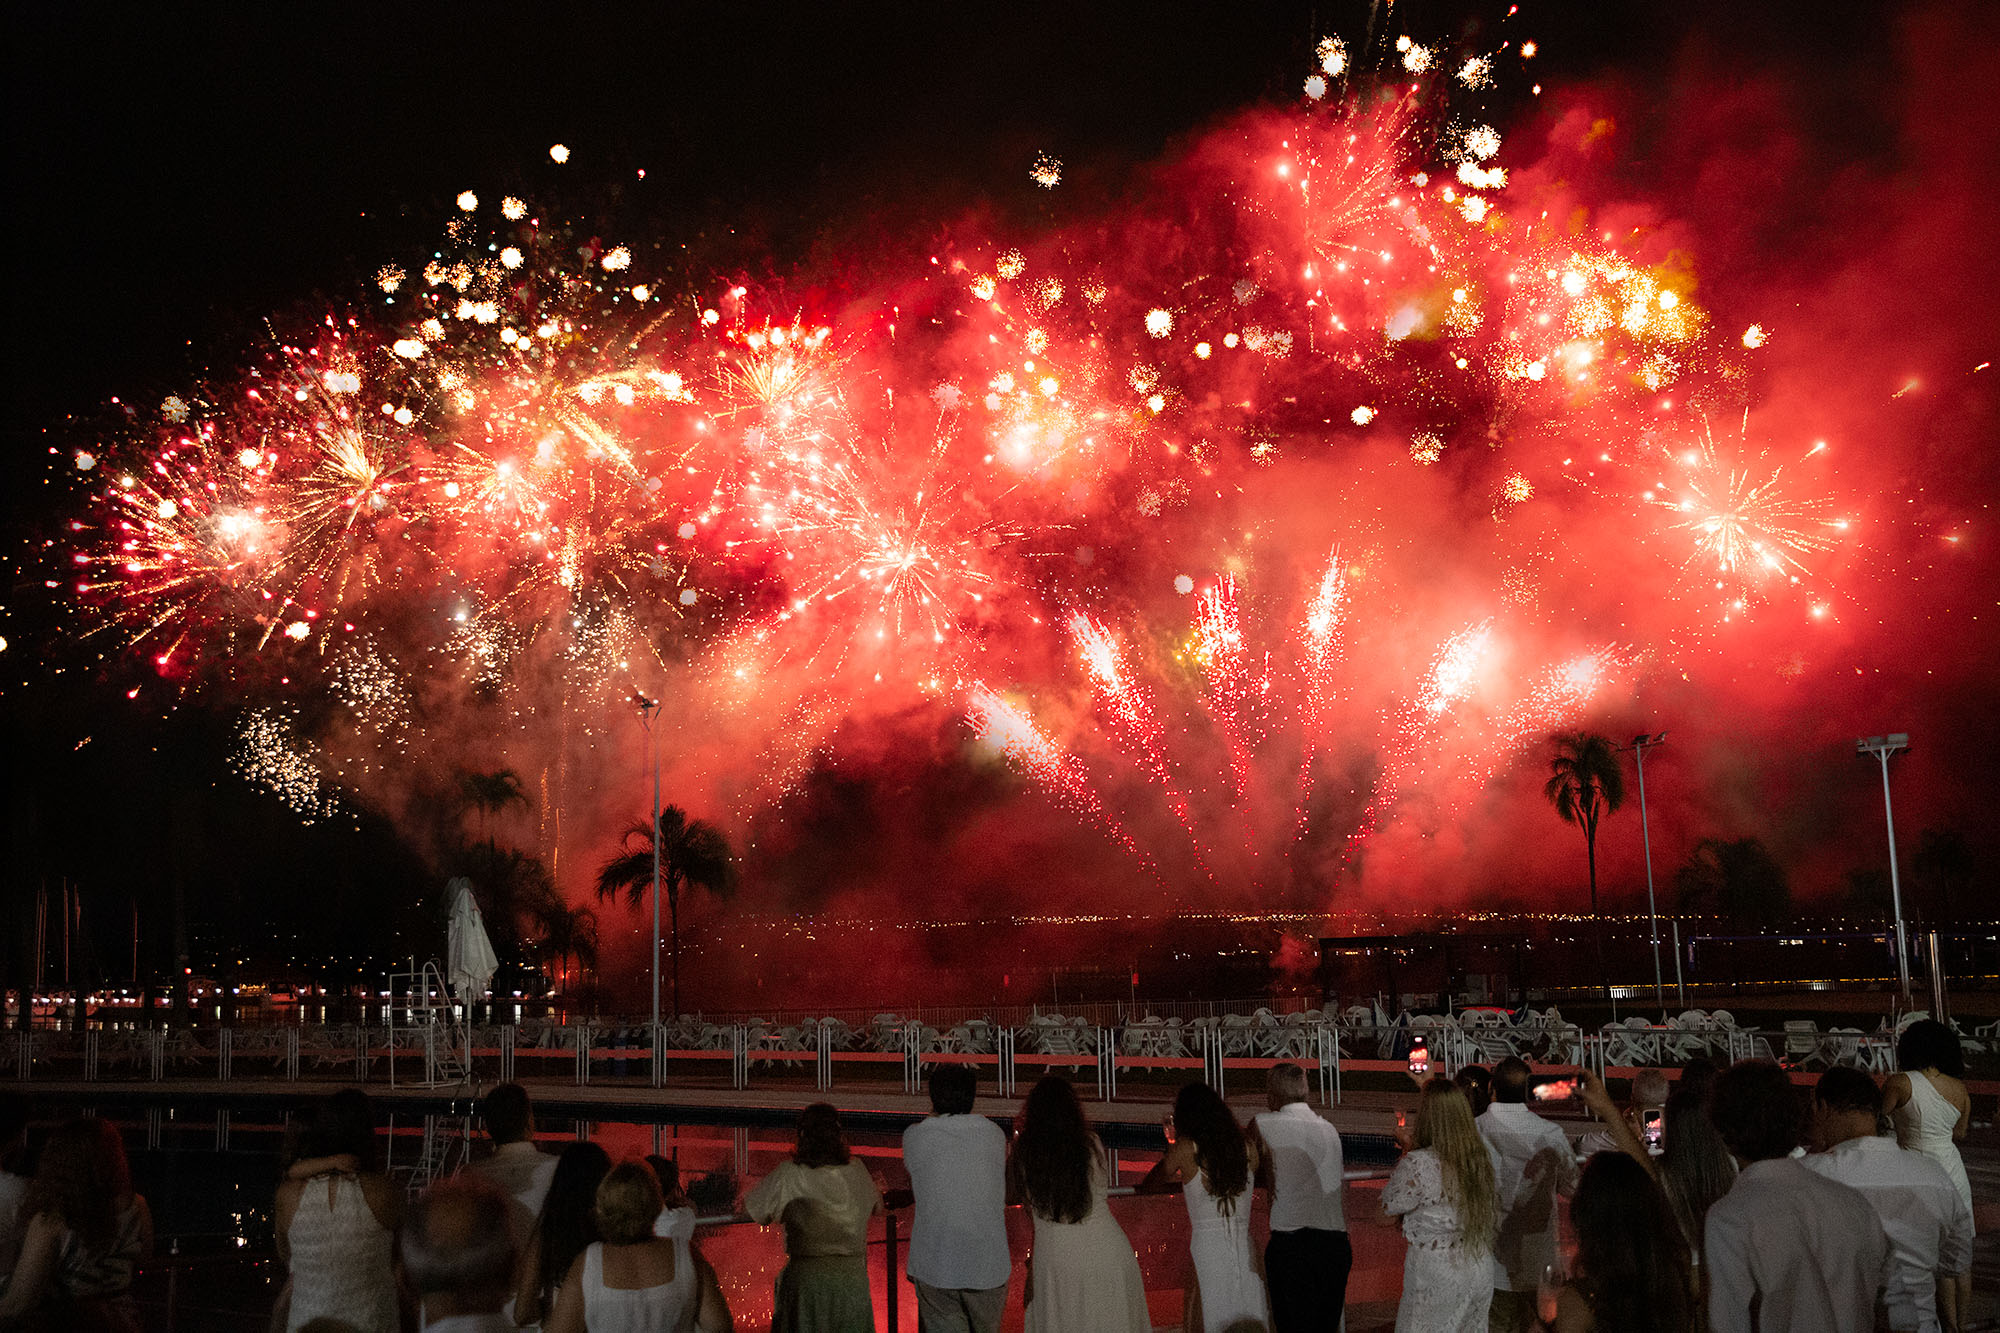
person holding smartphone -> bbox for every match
[1477,1058,1579,1333]
[1578,1068,1670,1158]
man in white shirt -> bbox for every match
[1478,1057,1579,1333]
[1249,1061,1349,1332]
[459,1082,557,1265]
[1803,1066,1972,1333]
[901,1064,1010,1333]
[1706,1059,1890,1333]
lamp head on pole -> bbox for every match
[632,690,659,720]
[1856,733,1911,759]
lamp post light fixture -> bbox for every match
[634,692,664,1033]
[1620,732,1669,1015]
[1856,733,1913,1003]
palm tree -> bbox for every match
[1544,731,1625,1001]
[457,769,528,847]
[595,806,736,1017]
[529,897,599,996]
[1678,836,1791,931]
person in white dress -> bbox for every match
[548,1159,728,1333]
[1140,1080,1271,1333]
[1383,1079,1499,1333]
[1885,1018,1976,1331]
[274,1091,402,1333]
[1008,1076,1150,1333]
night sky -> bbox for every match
[5,3,1996,993]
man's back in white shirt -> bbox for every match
[1478,1101,1578,1291]
[902,1112,1010,1291]
[1252,1101,1345,1232]
[1705,1156,1890,1333]
[1803,1135,1972,1333]
[462,1140,557,1246]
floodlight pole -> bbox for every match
[1857,734,1913,1004]
[636,696,663,1033]
[1627,733,1668,1016]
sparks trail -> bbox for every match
[966,683,1167,888]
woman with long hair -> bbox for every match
[1382,1079,1498,1333]
[274,1091,402,1332]
[1553,1152,1697,1333]
[1886,1017,1976,1330]
[1141,1081,1270,1332]
[1578,1067,1736,1271]
[0,1117,154,1331]
[1008,1076,1149,1333]
[745,1102,881,1332]
[514,1140,613,1326]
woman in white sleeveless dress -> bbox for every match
[1009,1076,1151,1333]
[1886,1018,1975,1332]
[275,1092,401,1333]
[548,1160,712,1333]
[1140,1081,1271,1333]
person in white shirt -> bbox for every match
[1478,1057,1579,1333]
[461,1081,558,1245]
[1705,1060,1889,1333]
[1248,1061,1348,1333]
[402,1174,518,1333]
[1803,1066,1972,1333]
[901,1064,1010,1333]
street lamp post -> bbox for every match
[635,694,664,1032]
[1857,733,1913,1004]
[1623,732,1668,1015]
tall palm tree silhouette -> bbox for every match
[457,769,527,847]
[1545,731,1624,1001]
[595,806,735,1017]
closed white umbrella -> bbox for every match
[446,877,499,1002]
[444,878,498,1084]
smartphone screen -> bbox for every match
[1642,1109,1664,1149]
[1530,1078,1577,1101]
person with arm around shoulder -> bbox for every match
[274,1090,403,1333]
[902,1064,1010,1333]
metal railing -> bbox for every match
[10,1011,1977,1101]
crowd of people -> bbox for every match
[0,1016,1980,1332]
